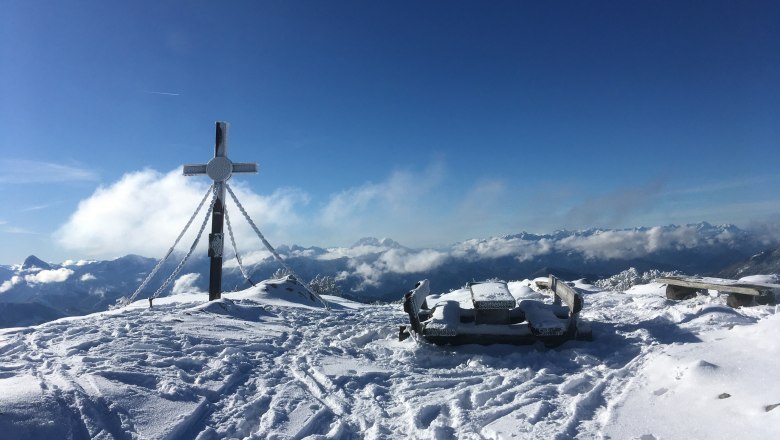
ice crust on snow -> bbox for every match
[0,275,778,439]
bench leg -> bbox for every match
[666,285,698,300]
[726,292,754,308]
[399,325,411,341]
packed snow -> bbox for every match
[1,276,779,439]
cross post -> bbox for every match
[183,121,258,300]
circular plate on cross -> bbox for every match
[206,156,233,182]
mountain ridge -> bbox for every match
[1,222,775,328]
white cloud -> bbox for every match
[748,214,780,245]
[447,224,746,263]
[452,236,553,261]
[563,181,664,229]
[317,241,400,261]
[55,169,309,258]
[0,276,22,293]
[223,250,273,268]
[456,179,507,218]
[224,182,310,248]
[556,225,722,260]
[21,202,59,212]
[345,248,448,291]
[317,162,445,239]
[171,273,203,295]
[0,221,37,234]
[336,223,753,290]
[24,268,74,284]
[320,182,382,227]
[62,259,95,267]
[80,273,96,281]
[378,249,448,273]
[558,230,654,260]
[0,159,98,183]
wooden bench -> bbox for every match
[400,276,590,344]
[656,276,778,308]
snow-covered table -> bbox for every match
[469,282,517,309]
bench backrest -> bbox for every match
[549,275,583,315]
[403,279,430,333]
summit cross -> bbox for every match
[183,121,258,300]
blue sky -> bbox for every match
[1,0,779,264]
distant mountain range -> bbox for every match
[718,247,780,279]
[1,222,778,328]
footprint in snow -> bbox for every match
[653,387,668,396]
[560,375,595,396]
[416,404,443,429]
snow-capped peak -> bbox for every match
[351,237,404,249]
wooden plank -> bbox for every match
[518,300,568,336]
[656,276,766,296]
[549,275,583,314]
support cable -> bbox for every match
[120,184,214,306]
[225,207,256,287]
[225,183,330,310]
[151,186,218,299]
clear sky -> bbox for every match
[1,0,779,264]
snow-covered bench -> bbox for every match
[657,276,777,308]
[400,276,590,345]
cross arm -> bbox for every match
[183,162,258,177]
[183,164,208,175]
[231,163,258,173]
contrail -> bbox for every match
[143,90,181,96]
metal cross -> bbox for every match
[183,121,258,300]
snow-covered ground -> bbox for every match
[1,277,778,439]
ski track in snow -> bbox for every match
[0,281,776,439]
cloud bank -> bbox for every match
[452,224,746,262]
[316,223,758,291]
[346,248,449,289]
[55,169,308,258]
[54,162,453,259]
[0,268,75,293]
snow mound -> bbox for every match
[186,298,273,322]
[603,313,780,440]
[228,276,342,310]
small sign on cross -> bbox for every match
[183,121,258,300]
